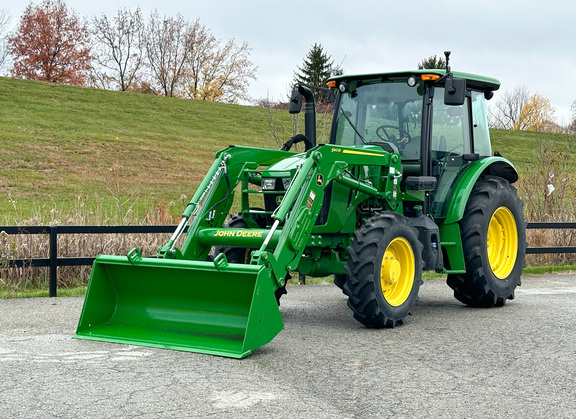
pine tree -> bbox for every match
[293,43,335,102]
[417,55,446,70]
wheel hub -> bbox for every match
[487,206,518,279]
[380,237,415,306]
[382,255,401,285]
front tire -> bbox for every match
[343,213,423,328]
[447,176,526,307]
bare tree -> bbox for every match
[92,7,144,91]
[489,85,529,129]
[144,11,191,97]
[183,38,257,103]
[179,18,217,98]
[144,13,257,102]
[214,40,257,103]
[0,9,11,75]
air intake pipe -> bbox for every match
[289,85,316,149]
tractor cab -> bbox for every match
[327,68,500,221]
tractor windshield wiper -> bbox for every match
[339,107,366,144]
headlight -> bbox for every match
[282,178,292,190]
[261,178,276,190]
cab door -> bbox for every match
[428,87,475,220]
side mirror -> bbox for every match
[326,89,335,104]
[444,77,466,106]
[289,89,303,114]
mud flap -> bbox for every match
[74,255,283,358]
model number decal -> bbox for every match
[306,190,316,209]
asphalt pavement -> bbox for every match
[1,273,575,418]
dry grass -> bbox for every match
[0,198,177,297]
[516,143,576,266]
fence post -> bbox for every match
[49,226,57,297]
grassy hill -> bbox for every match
[0,77,304,222]
[0,76,573,224]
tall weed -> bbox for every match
[516,141,576,265]
[0,197,177,296]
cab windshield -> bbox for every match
[332,80,423,159]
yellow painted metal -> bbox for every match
[487,206,518,279]
[380,238,415,306]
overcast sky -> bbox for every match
[3,0,576,123]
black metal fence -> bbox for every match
[525,222,576,254]
[1,222,575,297]
[1,225,176,297]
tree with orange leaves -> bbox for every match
[8,0,92,86]
[512,93,556,132]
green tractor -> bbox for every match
[75,52,526,358]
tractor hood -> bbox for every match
[262,153,306,177]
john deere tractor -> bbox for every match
[75,52,526,358]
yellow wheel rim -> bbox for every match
[487,207,518,279]
[380,237,415,306]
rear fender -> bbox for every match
[439,157,518,274]
[443,157,518,225]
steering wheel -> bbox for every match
[376,125,412,148]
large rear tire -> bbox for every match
[447,176,526,307]
[334,274,348,294]
[343,213,423,328]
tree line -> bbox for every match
[2,3,575,131]
[1,2,342,107]
[0,1,257,103]
[488,85,574,133]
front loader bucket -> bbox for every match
[74,255,283,358]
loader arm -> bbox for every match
[162,143,403,277]
[158,146,297,261]
[249,144,403,287]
